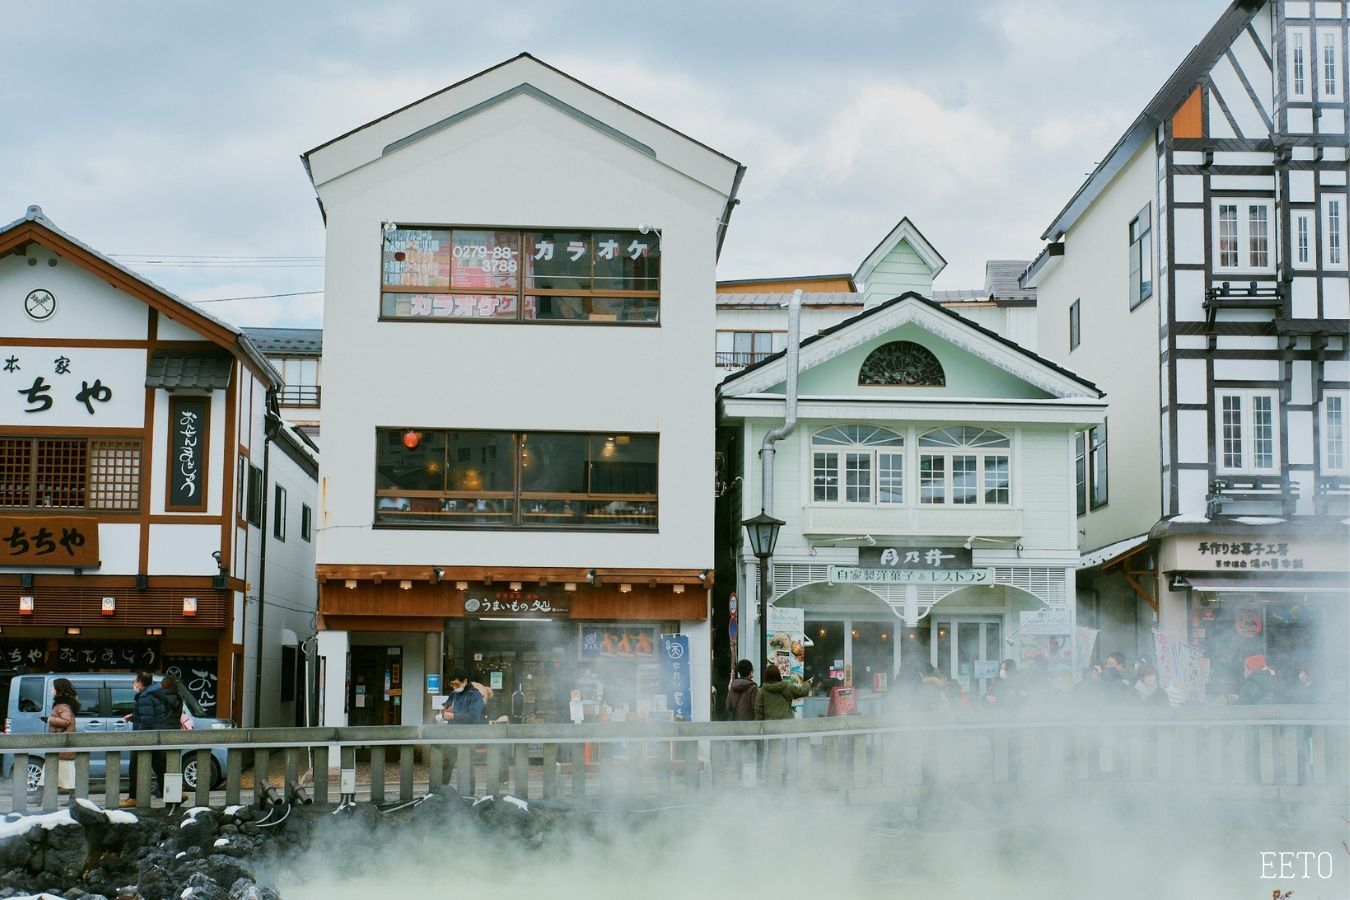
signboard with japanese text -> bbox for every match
[0,347,143,427]
[57,641,159,672]
[766,605,806,683]
[163,655,218,716]
[461,589,569,619]
[860,546,973,569]
[0,641,49,669]
[828,566,993,585]
[1166,534,1347,574]
[0,515,99,567]
[580,625,656,658]
[166,396,210,510]
[659,634,691,721]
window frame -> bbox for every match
[1069,299,1081,351]
[301,503,313,542]
[1215,389,1282,476]
[373,428,659,531]
[379,225,661,327]
[715,330,786,367]
[809,425,905,507]
[246,463,263,527]
[273,484,287,541]
[916,427,1013,508]
[1289,27,1309,99]
[0,435,142,514]
[1088,421,1108,510]
[1321,391,1348,476]
[1212,200,1276,274]
[1323,194,1345,269]
[1295,212,1313,268]
[1318,28,1342,100]
[1128,204,1152,310]
[1075,431,1088,517]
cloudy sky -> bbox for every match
[4,1,1230,328]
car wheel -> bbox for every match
[25,760,42,793]
[182,754,223,792]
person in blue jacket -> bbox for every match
[441,671,486,725]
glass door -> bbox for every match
[932,617,1003,700]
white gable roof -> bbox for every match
[853,217,947,286]
[719,292,1102,400]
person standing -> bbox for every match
[44,678,79,797]
[726,659,758,721]
[441,671,486,725]
[753,665,810,720]
[121,671,169,807]
[160,675,185,731]
[1232,655,1281,704]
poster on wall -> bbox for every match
[766,605,807,684]
[1018,610,1072,690]
[580,625,656,658]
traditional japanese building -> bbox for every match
[715,291,1104,709]
[0,206,319,726]
[1023,0,1349,699]
[306,54,742,725]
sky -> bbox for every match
[3,1,1233,329]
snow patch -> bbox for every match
[224,805,245,816]
[214,837,229,847]
[1170,514,1211,523]
[502,795,528,812]
[175,851,186,859]
[1232,516,1286,525]
[0,810,74,840]
[105,809,138,824]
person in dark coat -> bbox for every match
[160,675,185,730]
[726,659,758,721]
[442,671,486,724]
[1233,655,1281,704]
[753,665,810,720]
[121,671,170,807]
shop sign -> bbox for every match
[1171,535,1345,572]
[860,547,973,569]
[1019,608,1072,635]
[0,347,141,427]
[0,641,49,668]
[580,625,656,658]
[164,656,218,717]
[828,566,993,585]
[462,589,570,619]
[56,641,158,671]
[659,634,691,721]
[0,515,99,567]
[167,396,210,510]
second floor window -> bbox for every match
[380,227,660,325]
[1323,392,1347,474]
[0,436,141,512]
[918,427,1010,506]
[1292,30,1307,97]
[277,358,320,407]
[1069,299,1081,351]
[1213,201,1275,273]
[1216,389,1279,475]
[375,428,657,530]
[811,425,904,504]
[716,331,784,367]
[1326,196,1344,267]
[1089,421,1108,509]
[1128,205,1152,309]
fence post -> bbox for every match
[194,749,212,806]
[370,746,386,804]
[226,748,243,806]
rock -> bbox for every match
[174,809,222,855]
[198,855,254,891]
[41,823,90,886]
[227,878,280,900]
[178,872,228,900]
[132,862,176,900]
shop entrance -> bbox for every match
[348,645,401,727]
[452,621,572,725]
[932,616,1003,699]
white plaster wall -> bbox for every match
[315,92,724,572]
[1034,143,1161,551]
[0,246,148,341]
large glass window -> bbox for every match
[0,436,141,512]
[810,425,903,505]
[715,331,785,367]
[1321,392,1347,474]
[1213,201,1275,273]
[1089,421,1108,509]
[380,227,660,324]
[374,429,657,529]
[917,427,1011,506]
[1128,205,1152,309]
[1216,390,1280,475]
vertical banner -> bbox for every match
[166,396,210,511]
[659,634,691,721]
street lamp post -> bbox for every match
[742,510,785,678]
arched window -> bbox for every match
[859,341,945,387]
[917,427,1011,506]
[811,425,904,504]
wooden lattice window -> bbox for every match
[859,341,945,386]
[0,436,141,512]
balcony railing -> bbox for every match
[715,351,773,368]
[278,385,321,407]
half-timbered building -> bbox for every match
[1024,0,1349,699]
[0,206,318,726]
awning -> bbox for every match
[1184,575,1350,594]
[145,351,233,391]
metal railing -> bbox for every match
[714,351,773,368]
[278,385,320,407]
[1,704,1344,814]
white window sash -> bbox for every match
[1216,390,1281,475]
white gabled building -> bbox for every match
[1024,0,1349,700]
[305,54,743,725]
[0,206,318,728]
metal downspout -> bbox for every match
[759,288,803,519]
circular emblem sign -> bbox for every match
[24,289,56,321]
[1234,610,1263,638]
[463,598,481,613]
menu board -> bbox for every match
[382,229,450,287]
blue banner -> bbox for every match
[660,634,691,721]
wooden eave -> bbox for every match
[0,222,273,383]
[316,564,711,587]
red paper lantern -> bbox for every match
[403,430,420,449]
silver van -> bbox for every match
[2,672,231,791]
